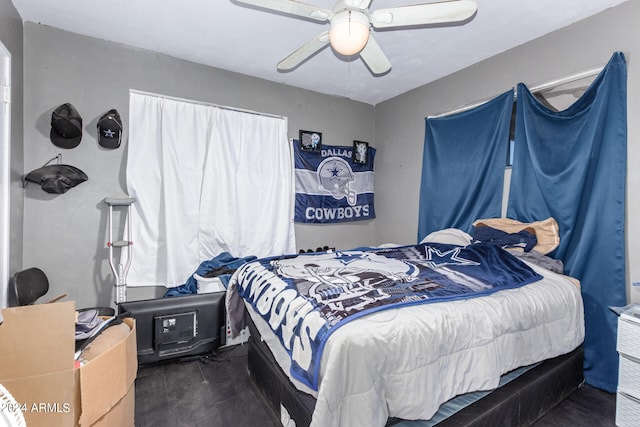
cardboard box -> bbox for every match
[0,301,137,426]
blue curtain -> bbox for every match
[417,90,514,241]
[507,52,627,392]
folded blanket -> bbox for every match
[472,217,560,255]
[472,225,538,252]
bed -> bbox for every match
[226,232,584,427]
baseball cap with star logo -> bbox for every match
[97,109,122,149]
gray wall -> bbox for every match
[22,23,375,307]
[0,0,24,305]
[374,0,640,302]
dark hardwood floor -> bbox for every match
[135,345,617,427]
[135,345,281,427]
[532,383,616,427]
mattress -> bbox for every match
[247,319,584,427]
[229,249,584,427]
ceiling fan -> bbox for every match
[232,0,477,75]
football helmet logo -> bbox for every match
[317,157,357,206]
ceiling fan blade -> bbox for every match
[233,0,332,22]
[344,0,373,9]
[278,32,330,71]
[371,0,477,28]
[359,35,391,75]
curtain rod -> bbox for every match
[428,64,604,119]
[129,89,286,120]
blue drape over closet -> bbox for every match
[507,52,627,392]
[417,91,513,241]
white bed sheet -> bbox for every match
[243,261,584,427]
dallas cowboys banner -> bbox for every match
[227,242,542,390]
[294,140,375,223]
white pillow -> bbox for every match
[377,243,403,248]
[420,228,472,246]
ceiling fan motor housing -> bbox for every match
[329,10,371,56]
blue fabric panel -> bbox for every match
[417,90,513,241]
[507,52,627,392]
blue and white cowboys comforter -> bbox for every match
[226,242,584,427]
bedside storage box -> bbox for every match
[616,391,640,427]
[617,315,640,427]
[0,301,137,427]
[619,355,640,398]
[617,316,640,359]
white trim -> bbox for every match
[129,89,286,120]
[428,65,604,119]
[0,41,11,309]
[527,66,603,94]
[1,85,9,104]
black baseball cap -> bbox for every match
[97,109,122,149]
[50,103,83,149]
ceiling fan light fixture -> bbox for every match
[329,10,370,56]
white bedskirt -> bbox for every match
[244,261,584,427]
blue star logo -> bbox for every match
[103,129,116,138]
[334,252,364,265]
[423,246,479,269]
[330,166,340,178]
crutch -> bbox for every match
[104,197,136,304]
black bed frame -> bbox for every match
[247,319,584,427]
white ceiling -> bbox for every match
[11,0,628,105]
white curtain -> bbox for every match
[126,92,295,288]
